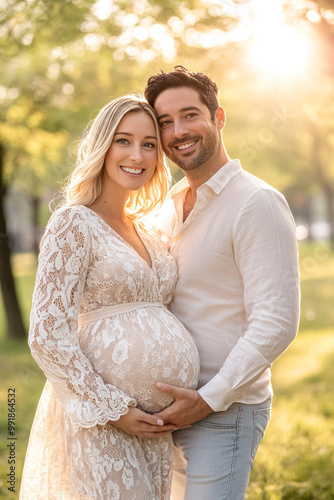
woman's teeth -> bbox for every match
[121,167,143,174]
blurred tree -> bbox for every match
[215,1,334,244]
[4,0,332,339]
[0,143,26,338]
[283,0,334,243]
[302,1,334,244]
[0,0,97,338]
[0,0,240,338]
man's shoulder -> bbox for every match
[221,169,290,220]
[230,170,295,229]
[237,169,282,196]
[225,169,285,207]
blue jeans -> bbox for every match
[171,399,271,500]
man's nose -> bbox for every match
[173,120,189,138]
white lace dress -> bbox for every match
[20,205,199,500]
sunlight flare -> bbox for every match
[249,0,310,77]
[251,25,310,76]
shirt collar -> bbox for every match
[170,159,243,199]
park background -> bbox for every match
[0,0,334,498]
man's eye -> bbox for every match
[186,113,198,119]
[160,120,171,128]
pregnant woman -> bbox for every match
[20,96,199,500]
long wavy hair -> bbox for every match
[60,95,171,220]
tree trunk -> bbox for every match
[0,144,26,339]
[31,194,41,256]
[323,186,334,248]
[304,196,314,241]
[309,125,334,247]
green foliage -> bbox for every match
[0,0,242,199]
[1,0,332,215]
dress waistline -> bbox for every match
[78,302,166,326]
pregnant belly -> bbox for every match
[79,307,200,413]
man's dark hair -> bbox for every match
[144,65,220,120]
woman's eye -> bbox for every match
[143,142,156,149]
[116,138,129,145]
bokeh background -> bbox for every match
[0,0,334,498]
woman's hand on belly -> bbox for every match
[110,407,178,438]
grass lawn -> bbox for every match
[0,242,333,499]
[248,241,334,500]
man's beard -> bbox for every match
[165,125,219,171]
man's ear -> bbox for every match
[215,106,226,131]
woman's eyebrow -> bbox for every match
[115,132,157,139]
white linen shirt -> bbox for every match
[158,160,300,412]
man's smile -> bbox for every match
[170,137,200,154]
[175,142,197,151]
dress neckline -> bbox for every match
[77,205,154,271]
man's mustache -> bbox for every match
[168,136,201,148]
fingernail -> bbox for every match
[156,382,163,389]
[157,419,164,426]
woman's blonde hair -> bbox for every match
[61,95,171,219]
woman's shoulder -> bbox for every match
[42,205,93,239]
[48,204,90,224]
[39,205,93,253]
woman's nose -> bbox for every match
[129,146,143,163]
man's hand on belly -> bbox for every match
[154,383,213,428]
[111,407,177,438]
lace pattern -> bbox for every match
[20,206,200,499]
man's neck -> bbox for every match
[184,150,230,194]
[180,150,230,222]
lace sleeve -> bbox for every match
[28,207,136,429]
